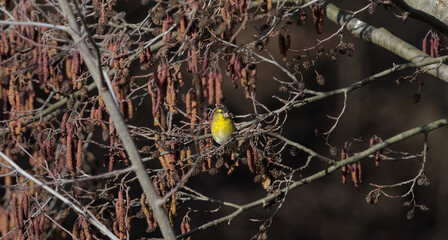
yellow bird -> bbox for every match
[211,107,239,156]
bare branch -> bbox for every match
[56,0,176,239]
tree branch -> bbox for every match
[56,0,176,239]
[323,2,448,83]
[391,0,448,34]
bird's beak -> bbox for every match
[223,112,229,118]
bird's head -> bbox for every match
[213,107,230,120]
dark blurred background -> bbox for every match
[118,1,448,239]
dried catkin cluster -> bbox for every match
[140,194,158,233]
[279,27,291,61]
[138,41,153,69]
[240,64,257,98]
[0,192,39,239]
[72,214,92,240]
[207,70,224,105]
[340,148,362,188]
[92,0,116,35]
[312,4,325,34]
[105,41,134,121]
[227,52,243,89]
[246,142,271,189]
[199,126,214,172]
[422,31,440,57]
[70,51,84,90]
[66,121,76,176]
[180,215,192,240]
[151,173,178,225]
[369,135,383,167]
[259,0,273,13]
[185,90,198,127]
[37,131,55,163]
[114,190,130,240]
[162,16,174,44]
[148,63,180,116]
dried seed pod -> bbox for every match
[298,10,307,25]
[139,43,146,63]
[61,112,69,136]
[115,190,126,238]
[189,91,198,127]
[207,71,215,105]
[158,153,169,169]
[72,52,80,77]
[192,49,198,74]
[177,15,186,41]
[72,217,81,239]
[200,75,208,98]
[247,145,254,174]
[162,16,173,43]
[148,81,158,116]
[0,209,8,237]
[45,140,54,162]
[261,174,271,189]
[181,220,186,235]
[249,67,257,91]
[187,50,192,72]
[316,73,325,86]
[153,64,168,116]
[279,30,288,60]
[341,148,348,184]
[37,131,47,160]
[12,196,22,230]
[107,153,115,172]
[202,51,209,73]
[0,32,9,56]
[97,4,107,35]
[267,0,272,11]
[370,135,383,167]
[186,90,192,117]
[241,68,249,98]
[126,98,134,119]
[357,161,362,183]
[81,217,92,240]
[92,0,101,17]
[160,108,167,130]
[165,152,177,171]
[179,149,186,167]
[185,221,191,240]
[37,213,44,234]
[312,4,325,34]
[141,194,157,232]
[167,74,178,114]
[168,195,177,225]
[366,189,381,204]
[341,165,347,184]
[76,139,83,170]
[351,167,358,188]
[215,72,223,105]
[66,122,75,176]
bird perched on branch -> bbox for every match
[211,107,239,156]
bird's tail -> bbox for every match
[228,141,239,157]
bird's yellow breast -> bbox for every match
[211,117,234,145]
